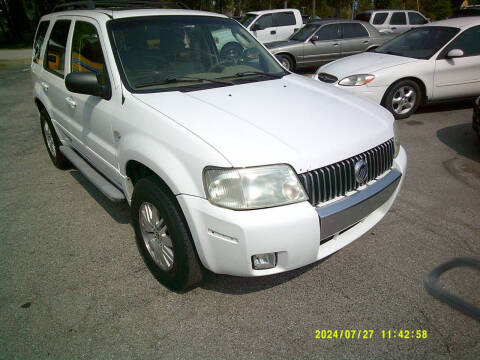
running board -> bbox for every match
[59,146,125,202]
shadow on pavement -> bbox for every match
[417,99,474,114]
[437,123,480,163]
[69,170,131,224]
[200,257,329,295]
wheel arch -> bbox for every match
[381,76,427,106]
[276,52,296,69]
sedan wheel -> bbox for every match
[384,80,422,119]
[279,55,293,71]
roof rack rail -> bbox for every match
[52,0,190,12]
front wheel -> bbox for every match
[131,176,202,292]
[384,80,422,119]
[278,54,294,71]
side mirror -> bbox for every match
[310,35,319,42]
[251,23,262,31]
[446,49,464,59]
[65,72,111,100]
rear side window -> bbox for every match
[408,12,427,25]
[255,14,273,29]
[71,21,105,76]
[45,20,71,77]
[342,23,369,39]
[33,21,50,64]
[273,12,296,27]
[373,12,388,25]
[390,12,407,25]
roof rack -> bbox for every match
[52,0,190,12]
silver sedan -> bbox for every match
[265,19,394,71]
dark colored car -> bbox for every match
[451,6,480,18]
[473,96,480,139]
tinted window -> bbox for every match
[273,12,296,27]
[45,20,71,77]
[443,26,480,57]
[71,21,105,81]
[255,14,273,29]
[33,21,49,64]
[342,23,369,39]
[355,13,371,22]
[390,12,407,25]
[375,26,460,59]
[373,12,388,25]
[316,24,340,41]
[408,12,427,25]
[290,23,320,41]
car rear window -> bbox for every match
[390,12,407,25]
[408,12,427,25]
[45,20,71,77]
[342,23,369,38]
[373,12,388,25]
[33,21,50,64]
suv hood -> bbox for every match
[320,52,419,80]
[133,74,393,173]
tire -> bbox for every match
[131,175,202,292]
[383,79,422,120]
[279,54,294,71]
[40,109,70,169]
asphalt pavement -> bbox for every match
[0,61,479,359]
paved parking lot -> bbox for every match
[0,62,479,359]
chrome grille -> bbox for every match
[298,139,394,205]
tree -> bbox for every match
[374,0,390,8]
[421,0,451,20]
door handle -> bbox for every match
[391,27,397,30]
[65,97,76,109]
[333,43,340,46]
[363,40,369,44]
[270,30,276,35]
[41,82,49,92]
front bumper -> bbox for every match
[178,146,407,276]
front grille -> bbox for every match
[317,73,338,83]
[298,139,394,205]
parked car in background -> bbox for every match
[239,8,303,43]
[355,9,429,34]
[265,19,393,71]
[314,18,480,119]
[451,5,480,18]
[473,96,480,139]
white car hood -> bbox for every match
[133,74,393,172]
[320,52,419,80]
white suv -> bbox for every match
[32,2,406,291]
[355,9,429,34]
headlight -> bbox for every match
[338,74,375,86]
[203,165,308,210]
[393,120,400,158]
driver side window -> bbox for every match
[443,26,480,58]
[254,15,273,30]
[315,24,340,41]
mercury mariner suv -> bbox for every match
[32,1,407,291]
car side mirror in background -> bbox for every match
[251,24,262,31]
[446,49,464,59]
[310,35,319,42]
[65,72,111,100]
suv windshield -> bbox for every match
[239,14,257,27]
[290,23,320,41]
[108,16,285,92]
[374,26,460,59]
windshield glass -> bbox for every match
[290,23,320,41]
[374,26,460,59]
[240,14,257,27]
[109,16,285,92]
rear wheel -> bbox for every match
[384,80,422,119]
[279,54,294,71]
[131,176,202,292]
[40,109,70,169]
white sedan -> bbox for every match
[313,17,480,119]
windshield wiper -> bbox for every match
[233,71,284,79]
[136,75,233,89]
[384,50,407,57]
